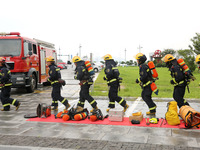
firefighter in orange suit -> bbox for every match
[162,54,189,108]
[103,54,129,112]
[135,53,157,115]
[72,56,98,113]
[46,56,70,111]
[0,57,21,111]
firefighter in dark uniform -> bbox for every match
[103,54,129,112]
[135,53,157,115]
[0,57,20,111]
[46,56,70,111]
[162,54,189,108]
[72,56,98,113]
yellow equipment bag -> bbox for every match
[179,105,200,128]
[165,101,180,126]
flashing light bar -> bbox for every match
[0,32,20,36]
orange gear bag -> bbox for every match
[179,105,200,128]
[147,61,158,79]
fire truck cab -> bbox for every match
[0,32,57,92]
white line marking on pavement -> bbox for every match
[125,97,142,117]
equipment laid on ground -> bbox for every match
[145,117,150,125]
[36,103,51,118]
[129,111,143,122]
[179,105,200,128]
[55,110,68,118]
[74,112,88,121]
[88,109,105,121]
[109,108,124,122]
[131,119,140,124]
[149,118,159,124]
[165,101,180,125]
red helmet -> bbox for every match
[0,57,5,63]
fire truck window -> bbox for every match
[33,44,37,54]
[23,42,29,56]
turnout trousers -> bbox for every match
[78,82,97,108]
[108,83,126,108]
[51,83,68,107]
[0,86,19,110]
[142,85,157,113]
[173,85,189,108]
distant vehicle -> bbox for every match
[67,61,72,64]
[92,63,103,72]
[58,62,67,69]
[57,64,64,70]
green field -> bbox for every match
[91,67,200,98]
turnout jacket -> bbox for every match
[47,64,61,85]
[104,59,119,85]
[137,63,152,87]
[0,65,12,87]
[169,64,186,86]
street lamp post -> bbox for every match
[125,48,127,62]
[138,45,143,53]
[79,44,82,57]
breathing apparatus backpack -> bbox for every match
[147,61,158,80]
[36,103,51,118]
[88,109,104,121]
[179,105,200,128]
[147,61,159,95]
[177,58,195,81]
[84,61,94,76]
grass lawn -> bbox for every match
[91,66,200,98]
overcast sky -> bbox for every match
[1,0,200,62]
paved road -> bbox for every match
[0,65,200,150]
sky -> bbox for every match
[0,0,200,62]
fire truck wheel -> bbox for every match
[26,74,37,93]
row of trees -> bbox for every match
[153,33,200,72]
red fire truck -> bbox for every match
[0,32,57,92]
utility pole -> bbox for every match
[125,48,127,62]
[138,45,143,53]
[59,47,61,60]
[79,44,82,57]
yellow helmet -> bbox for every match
[46,56,54,62]
[195,54,200,63]
[72,56,81,63]
[103,54,112,60]
[0,57,5,63]
[162,54,175,63]
[134,53,144,60]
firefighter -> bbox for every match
[72,56,98,113]
[0,57,20,111]
[196,54,200,71]
[103,54,129,112]
[46,56,70,111]
[162,54,189,108]
[135,53,157,115]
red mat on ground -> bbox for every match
[27,115,200,129]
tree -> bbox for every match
[189,33,200,55]
[121,61,125,64]
[133,61,137,66]
[177,49,196,72]
[161,49,176,57]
